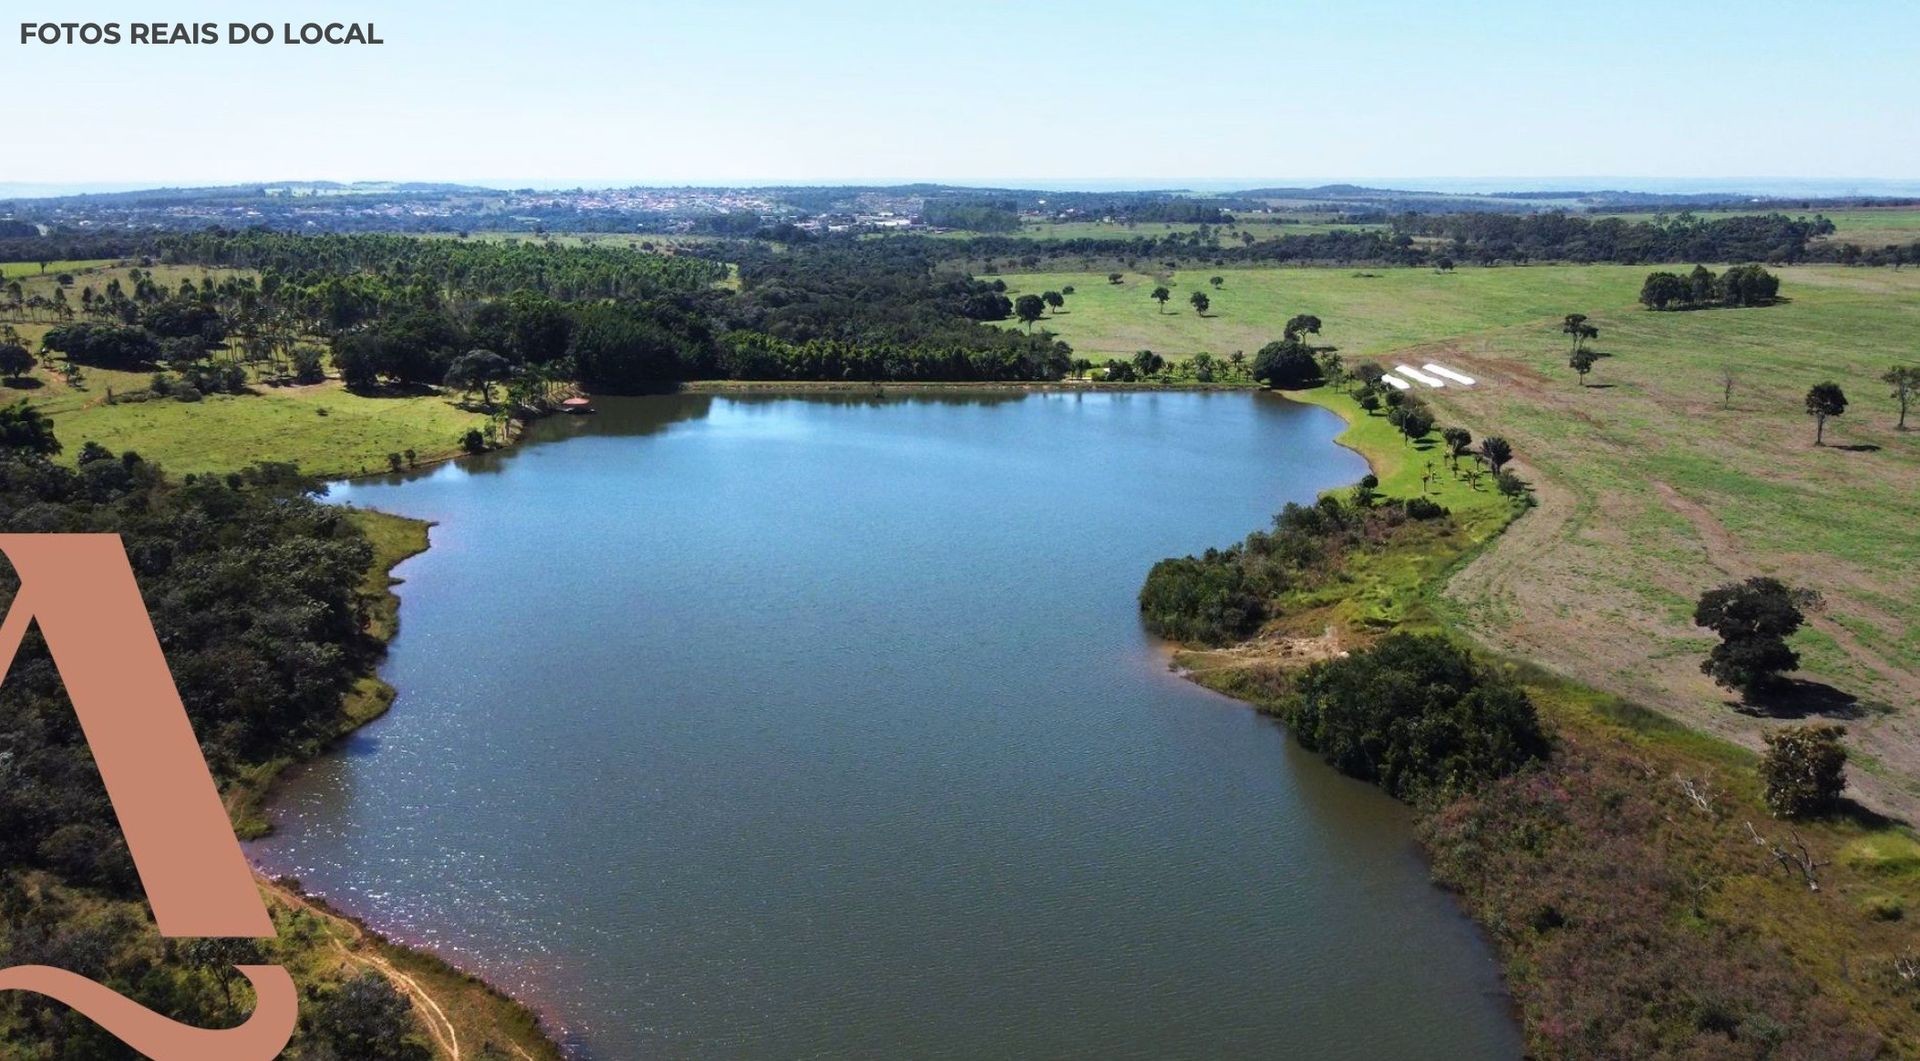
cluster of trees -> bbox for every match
[1282,634,1549,798]
[1638,264,1781,310]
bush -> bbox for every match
[1282,634,1548,799]
[460,428,488,454]
[1139,553,1267,644]
[1405,496,1448,520]
[1496,471,1526,497]
[1758,724,1847,819]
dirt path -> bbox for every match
[259,876,463,1060]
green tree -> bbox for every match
[1209,275,1224,289]
[1014,294,1047,331]
[1805,381,1847,445]
[0,399,60,456]
[308,972,433,1061]
[1283,314,1322,343]
[1478,436,1513,473]
[1042,290,1065,314]
[1188,291,1210,315]
[1442,426,1472,462]
[1132,349,1165,379]
[1561,313,1598,357]
[1570,346,1599,386]
[1398,407,1434,445]
[1883,364,1918,430]
[0,342,35,382]
[1759,725,1848,819]
[444,349,514,407]
[1250,339,1321,389]
[1694,576,1805,695]
[1107,272,1124,285]
[1151,286,1171,313]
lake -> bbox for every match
[249,391,1520,1059]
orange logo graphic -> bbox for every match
[0,535,297,1058]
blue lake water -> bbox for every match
[250,391,1519,1059]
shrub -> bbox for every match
[1282,634,1548,799]
[1496,471,1526,497]
[1758,725,1847,819]
[1405,496,1448,520]
[460,428,488,454]
[1139,553,1267,644]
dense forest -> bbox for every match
[14,230,1071,394]
[0,422,435,1057]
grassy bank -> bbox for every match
[1170,389,1920,1056]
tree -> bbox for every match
[1693,576,1805,695]
[1804,381,1847,445]
[1131,349,1165,379]
[1442,426,1472,463]
[0,399,60,456]
[1283,314,1322,343]
[1107,272,1124,285]
[1042,290,1065,314]
[444,349,513,406]
[1189,291,1210,316]
[1478,436,1513,473]
[1570,347,1599,386]
[1561,313,1598,357]
[1209,275,1224,289]
[1013,294,1047,331]
[308,972,433,1061]
[1720,365,1737,407]
[1357,390,1381,413]
[0,342,35,382]
[1759,725,1848,819]
[1251,339,1321,389]
[1398,407,1434,445]
[1883,364,1918,430]
[1189,352,1216,382]
[1151,286,1171,313]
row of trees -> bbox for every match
[1638,264,1781,310]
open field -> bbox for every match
[22,369,490,479]
[994,263,1660,361]
[0,258,115,281]
[999,262,1920,814]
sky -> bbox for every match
[7,0,1918,187]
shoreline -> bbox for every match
[236,507,568,1060]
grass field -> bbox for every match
[999,262,1920,814]
[0,258,115,281]
[19,368,490,479]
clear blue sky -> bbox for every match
[9,0,1917,186]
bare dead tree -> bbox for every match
[1895,947,1920,987]
[1721,366,1736,407]
[1675,774,1718,817]
[1747,821,1829,891]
